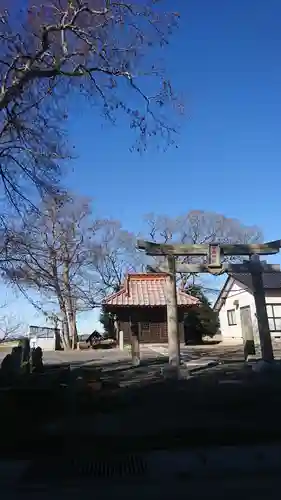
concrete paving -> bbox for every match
[0,345,158,369]
[148,340,281,362]
[147,344,218,370]
[1,340,281,371]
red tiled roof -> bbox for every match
[103,273,199,307]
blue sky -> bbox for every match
[67,0,281,237]
[3,0,281,334]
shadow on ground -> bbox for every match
[182,345,245,363]
[1,357,281,457]
[185,340,222,346]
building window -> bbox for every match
[227,309,237,326]
[266,304,281,331]
[141,323,150,331]
[153,323,161,330]
[29,325,58,339]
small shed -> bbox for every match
[102,273,198,344]
[28,325,61,351]
[86,330,103,345]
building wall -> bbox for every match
[116,307,185,344]
[30,337,56,351]
[28,325,62,351]
[219,281,281,341]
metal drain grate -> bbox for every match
[22,455,147,483]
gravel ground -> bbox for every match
[2,356,281,494]
[2,355,281,453]
[23,360,281,455]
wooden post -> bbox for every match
[250,255,274,362]
[119,330,124,351]
[113,315,120,345]
[166,255,180,367]
[130,318,140,366]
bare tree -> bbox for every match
[0,311,25,341]
[4,193,141,348]
[91,219,144,295]
[145,210,262,246]
[2,194,89,347]
[143,209,263,288]
[0,1,181,214]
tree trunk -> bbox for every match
[64,322,71,350]
[63,259,78,350]
[52,260,71,349]
[57,297,71,349]
[67,310,78,350]
[73,322,78,350]
[62,316,71,349]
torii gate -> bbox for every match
[137,239,281,367]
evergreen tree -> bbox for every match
[99,307,115,339]
[100,283,122,338]
[184,285,220,344]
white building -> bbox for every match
[28,325,61,351]
[213,272,281,342]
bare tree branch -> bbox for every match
[2,192,144,346]
[0,311,25,340]
[142,209,263,288]
[90,219,144,296]
[0,1,182,217]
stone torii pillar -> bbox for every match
[249,255,274,362]
[166,255,180,367]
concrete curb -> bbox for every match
[148,345,220,374]
[185,360,219,374]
